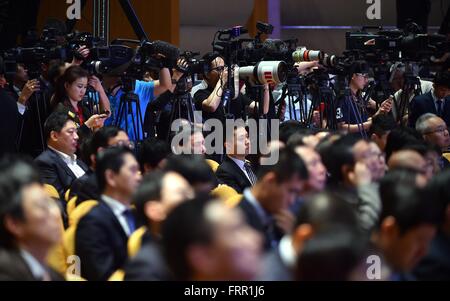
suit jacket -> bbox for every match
[124,239,173,281]
[216,156,253,193]
[70,170,99,205]
[34,148,88,199]
[413,230,450,281]
[238,196,282,251]
[75,200,139,281]
[0,248,64,281]
[258,247,293,281]
[409,91,450,127]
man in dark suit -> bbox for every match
[123,170,194,281]
[75,147,142,281]
[238,148,308,251]
[70,126,132,205]
[409,70,450,128]
[0,158,64,281]
[35,112,89,200]
[413,170,450,280]
[216,125,257,193]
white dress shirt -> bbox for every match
[101,194,133,236]
[48,146,86,178]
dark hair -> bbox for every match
[424,169,450,227]
[279,120,304,144]
[350,60,370,75]
[378,169,442,234]
[384,127,422,162]
[0,156,41,249]
[44,111,75,141]
[0,56,4,75]
[47,60,65,86]
[202,52,222,73]
[257,148,308,183]
[132,171,164,226]
[286,128,317,148]
[296,225,367,281]
[295,190,359,230]
[370,114,396,137]
[161,196,214,280]
[139,137,171,170]
[164,154,217,188]
[95,146,135,192]
[318,135,358,185]
[434,70,450,89]
[52,65,89,107]
[81,126,125,167]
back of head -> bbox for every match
[384,126,422,161]
[139,137,171,171]
[370,114,396,137]
[132,170,164,226]
[164,154,217,190]
[0,156,41,249]
[257,147,308,183]
[296,225,367,281]
[295,190,359,231]
[318,135,358,185]
[434,70,450,89]
[424,169,450,227]
[279,120,304,144]
[161,196,213,280]
[378,170,442,234]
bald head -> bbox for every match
[388,150,425,171]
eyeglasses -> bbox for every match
[211,66,225,72]
[423,126,449,135]
[355,73,369,78]
[113,140,135,150]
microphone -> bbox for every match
[151,40,180,61]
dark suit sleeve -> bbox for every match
[34,158,65,198]
[215,166,243,193]
[75,213,117,281]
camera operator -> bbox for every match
[0,57,19,156]
[336,61,393,134]
[390,62,433,123]
[193,52,269,125]
[103,64,172,141]
[143,58,191,140]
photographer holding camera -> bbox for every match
[336,61,393,134]
[193,52,269,125]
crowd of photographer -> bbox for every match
[0,19,450,281]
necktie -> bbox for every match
[436,100,443,117]
[244,161,257,185]
[122,208,136,234]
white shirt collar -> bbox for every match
[101,194,128,215]
[243,188,270,226]
[278,235,296,268]
[48,146,77,163]
[20,249,48,280]
[229,155,246,170]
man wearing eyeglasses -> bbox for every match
[416,113,450,168]
[409,70,450,128]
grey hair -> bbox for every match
[415,113,438,134]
